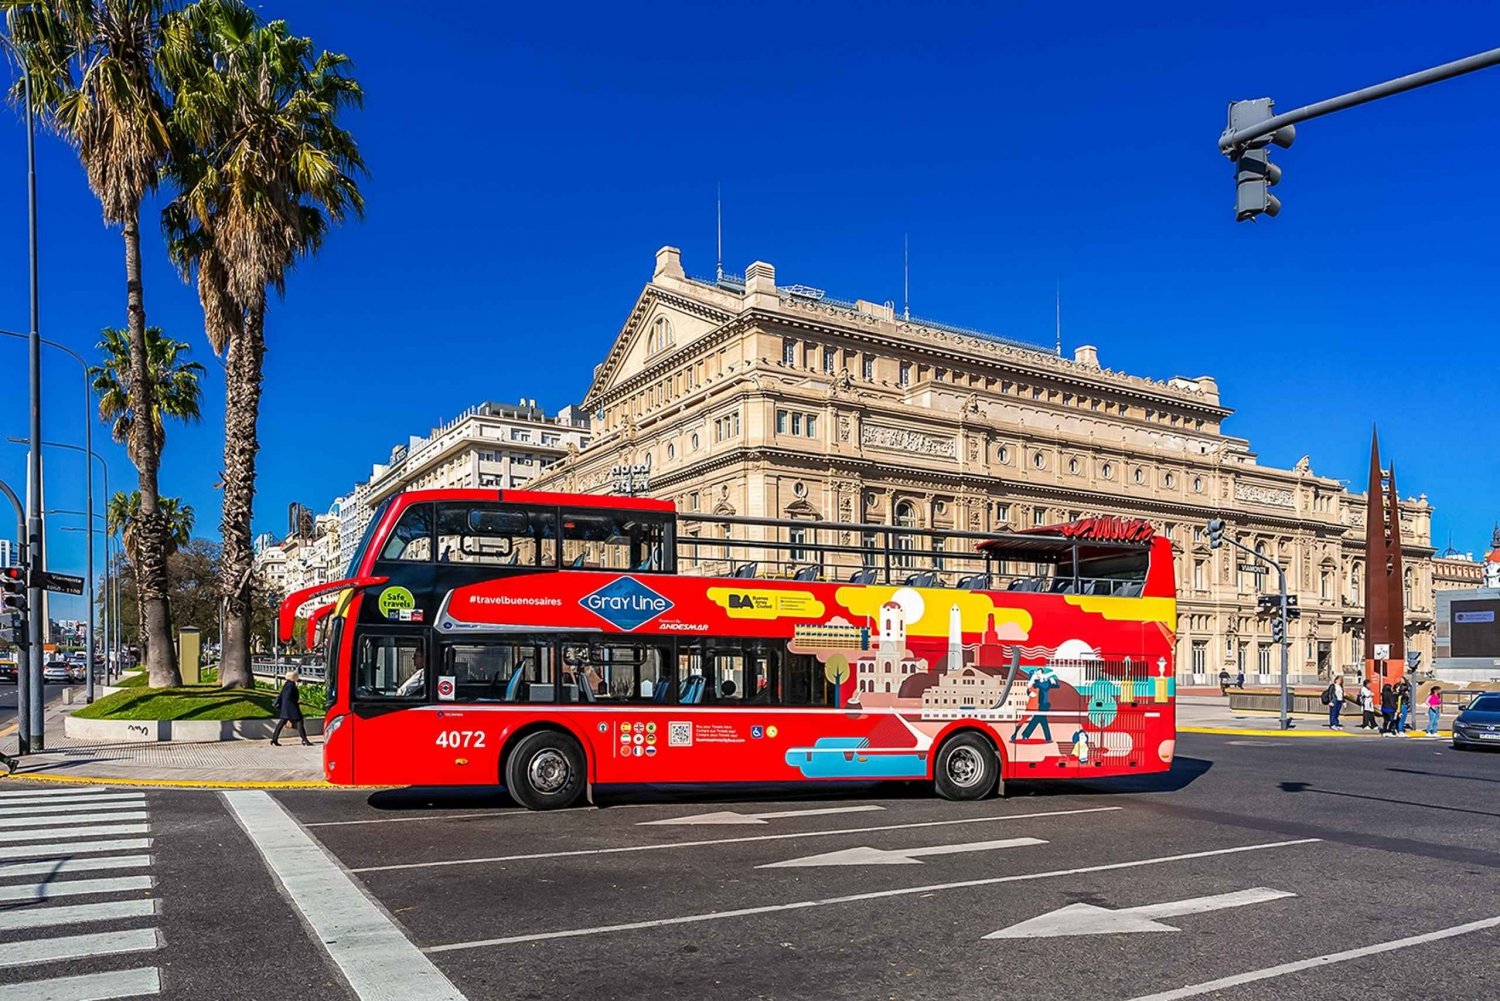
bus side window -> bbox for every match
[779,652,834,708]
[355,633,425,699]
[444,640,553,702]
[380,504,433,562]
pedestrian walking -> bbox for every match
[1235,669,1245,690]
[270,670,312,747]
[1395,676,1412,733]
[1323,675,1345,728]
[1379,683,1397,735]
[1359,680,1378,730]
[1219,668,1231,696]
[1426,685,1443,737]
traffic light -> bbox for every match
[0,567,26,646]
[1206,519,1225,549]
[1257,594,1279,614]
[1227,99,1295,222]
[1270,616,1285,644]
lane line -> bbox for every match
[3,823,149,843]
[223,790,468,1001]
[353,806,1123,873]
[0,838,153,861]
[305,811,545,828]
[0,898,157,932]
[0,811,149,830]
[0,874,154,903]
[423,837,1322,953]
[0,928,161,969]
[0,967,160,1001]
[0,855,153,879]
[1127,914,1500,1001]
[0,798,146,816]
[0,787,109,800]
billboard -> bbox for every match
[1451,597,1500,658]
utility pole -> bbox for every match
[1207,518,1295,730]
[0,479,29,756]
[1219,45,1500,220]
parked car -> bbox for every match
[1452,693,1500,750]
[67,663,86,683]
[0,661,16,684]
[42,660,71,684]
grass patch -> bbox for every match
[73,685,323,722]
[114,672,149,688]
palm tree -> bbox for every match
[90,326,205,464]
[162,0,364,689]
[107,490,194,664]
[3,1,181,687]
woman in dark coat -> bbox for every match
[1379,683,1397,735]
[271,670,312,746]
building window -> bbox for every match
[666,443,675,460]
[862,354,875,381]
[1258,643,1272,674]
[1100,462,1113,479]
[1033,507,1047,527]
[1133,468,1145,484]
[997,445,1010,464]
[894,501,917,568]
[806,415,818,437]
[510,429,530,442]
[898,362,911,387]
[1164,472,1175,488]
[791,413,803,435]
[1191,640,1207,675]
[714,412,741,442]
[648,316,674,353]
[1032,452,1046,470]
[690,433,700,451]
[776,410,788,434]
[822,346,836,374]
[1237,642,1247,672]
[1068,457,1079,475]
[1320,568,1331,599]
[782,338,797,366]
[995,503,1011,523]
[1192,476,1203,493]
[1194,560,1205,592]
[789,525,808,563]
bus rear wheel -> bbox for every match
[933,732,1000,801]
[505,731,586,810]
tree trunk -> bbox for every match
[123,209,180,688]
[217,298,266,690]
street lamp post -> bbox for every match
[1,26,46,753]
[56,513,108,704]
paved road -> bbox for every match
[0,733,1495,1000]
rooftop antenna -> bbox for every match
[716,183,723,284]
[903,233,910,321]
[1055,280,1062,357]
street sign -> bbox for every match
[1373,643,1391,660]
[1237,563,1267,574]
[39,572,85,596]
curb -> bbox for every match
[1181,725,1452,739]
[0,772,334,790]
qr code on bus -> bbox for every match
[667,721,693,747]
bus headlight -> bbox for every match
[325,714,347,739]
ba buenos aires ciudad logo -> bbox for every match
[580,576,673,631]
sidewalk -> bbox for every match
[1177,693,1451,739]
[1,690,327,789]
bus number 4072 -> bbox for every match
[435,730,486,748]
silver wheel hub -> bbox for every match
[946,746,985,787]
[528,749,571,793]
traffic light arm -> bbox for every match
[1220,45,1500,153]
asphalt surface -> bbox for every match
[0,733,1496,1000]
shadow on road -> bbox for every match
[1279,780,1500,820]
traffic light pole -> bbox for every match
[1210,524,1293,731]
[1220,45,1500,152]
[0,478,28,755]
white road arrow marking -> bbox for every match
[639,805,884,826]
[984,887,1296,939]
[760,836,1045,868]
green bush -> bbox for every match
[73,685,322,722]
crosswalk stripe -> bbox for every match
[0,875,154,903]
[0,838,153,861]
[0,794,144,809]
[0,812,150,830]
[3,824,149,843]
[0,928,161,970]
[0,856,153,880]
[0,787,110,800]
[0,799,146,817]
[0,966,161,1001]
[0,898,156,932]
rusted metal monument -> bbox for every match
[1363,429,1406,687]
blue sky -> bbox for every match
[3,0,1499,618]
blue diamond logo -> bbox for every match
[579,576,674,632]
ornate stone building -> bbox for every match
[532,247,1437,685]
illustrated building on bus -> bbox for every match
[920,611,1032,719]
[792,622,870,651]
[855,601,929,696]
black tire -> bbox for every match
[932,732,999,802]
[504,730,587,811]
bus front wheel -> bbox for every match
[933,732,1000,801]
[505,730,587,810]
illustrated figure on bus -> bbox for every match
[1014,664,1061,742]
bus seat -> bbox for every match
[733,562,758,579]
[850,567,876,585]
[794,565,819,582]
[680,676,705,704]
[653,678,672,704]
[568,554,586,568]
[957,574,989,591]
[1119,580,1143,597]
[504,669,526,702]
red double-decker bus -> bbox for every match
[280,489,1178,809]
